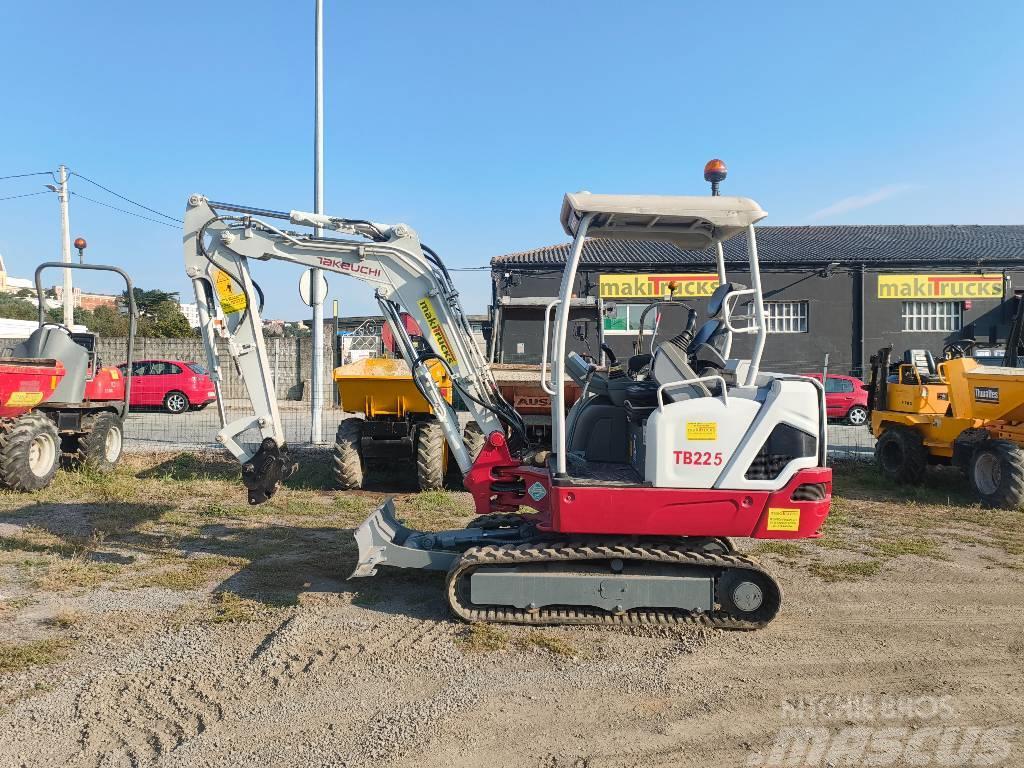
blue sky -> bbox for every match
[2,1,1022,320]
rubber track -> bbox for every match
[446,540,780,630]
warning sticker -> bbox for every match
[417,297,458,366]
[214,269,248,314]
[6,391,44,407]
[686,421,718,441]
[766,507,801,532]
[527,481,547,501]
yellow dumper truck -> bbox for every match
[867,346,1024,508]
[332,357,459,491]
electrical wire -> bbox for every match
[71,172,182,223]
[0,191,49,202]
[0,172,53,181]
[71,192,179,228]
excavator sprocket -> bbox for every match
[446,539,781,629]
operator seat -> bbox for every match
[903,349,943,384]
[12,326,89,404]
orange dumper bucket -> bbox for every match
[963,365,1024,422]
[0,359,65,418]
[333,357,451,417]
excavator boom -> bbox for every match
[183,195,512,503]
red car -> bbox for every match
[117,359,217,414]
[805,373,869,426]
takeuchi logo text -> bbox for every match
[599,274,720,299]
[877,274,1004,299]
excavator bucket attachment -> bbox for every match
[350,499,458,578]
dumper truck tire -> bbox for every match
[72,412,124,473]
[875,425,927,485]
[463,422,485,463]
[0,412,60,492]
[415,419,446,491]
[969,439,1024,510]
[333,418,365,490]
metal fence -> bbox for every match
[0,333,878,460]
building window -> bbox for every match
[602,303,656,334]
[760,301,808,333]
[901,301,962,332]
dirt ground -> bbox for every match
[0,452,1021,768]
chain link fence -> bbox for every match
[0,333,878,461]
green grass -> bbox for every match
[869,537,945,559]
[753,541,803,558]
[517,631,578,657]
[457,623,509,652]
[128,554,249,591]
[206,592,263,623]
[0,639,71,674]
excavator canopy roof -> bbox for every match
[560,192,767,249]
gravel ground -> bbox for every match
[0,453,1020,767]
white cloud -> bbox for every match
[808,183,916,222]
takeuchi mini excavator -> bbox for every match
[183,162,832,629]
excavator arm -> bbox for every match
[183,195,514,503]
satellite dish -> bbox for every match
[299,268,328,307]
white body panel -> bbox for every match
[645,377,821,491]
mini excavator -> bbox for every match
[183,162,832,628]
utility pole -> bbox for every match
[310,0,325,443]
[57,165,74,327]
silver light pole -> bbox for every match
[310,0,325,443]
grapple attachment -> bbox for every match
[242,438,297,505]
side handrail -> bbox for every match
[539,298,561,395]
[656,375,729,409]
[721,288,760,334]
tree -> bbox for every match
[121,288,180,316]
[0,294,38,321]
[142,300,193,338]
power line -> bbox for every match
[448,266,491,271]
[71,172,182,223]
[0,191,49,202]
[0,172,52,181]
[71,192,180,228]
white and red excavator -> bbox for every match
[183,162,832,629]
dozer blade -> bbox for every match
[350,499,459,578]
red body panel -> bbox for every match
[0,360,65,418]
[83,366,125,402]
[549,468,831,539]
[464,432,831,540]
[118,359,217,408]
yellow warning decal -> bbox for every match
[6,391,44,407]
[685,421,718,441]
[417,297,458,366]
[766,507,801,532]
[214,269,248,314]
[109,369,119,380]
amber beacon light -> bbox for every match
[703,159,728,195]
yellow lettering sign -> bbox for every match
[6,391,44,407]
[417,297,458,366]
[766,507,801,532]
[877,274,1003,300]
[214,269,248,314]
[686,421,718,441]
[599,274,720,299]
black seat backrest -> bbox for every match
[707,281,748,318]
[904,349,937,377]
